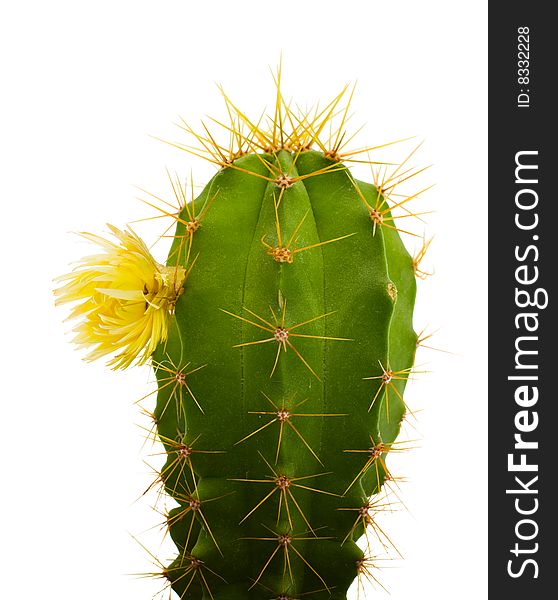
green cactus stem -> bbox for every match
[55,68,430,600]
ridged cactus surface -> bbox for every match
[55,71,429,600]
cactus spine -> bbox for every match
[56,69,430,600]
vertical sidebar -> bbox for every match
[490,3,556,598]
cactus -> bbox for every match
[55,67,430,600]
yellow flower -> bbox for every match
[54,224,185,369]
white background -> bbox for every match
[0,1,487,598]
